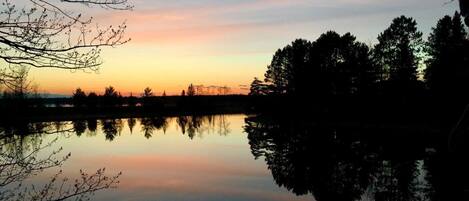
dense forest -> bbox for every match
[250,13,469,101]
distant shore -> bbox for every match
[0,95,251,122]
[1,95,468,129]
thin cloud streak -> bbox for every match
[28,0,460,95]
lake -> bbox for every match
[0,114,468,201]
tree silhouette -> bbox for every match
[187,84,196,96]
[249,77,269,96]
[104,86,118,98]
[425,12,469,98]
[103,86,120,106]
[253,31,378,97]
[142,87,153,97]
[459,0,469,26]
[128,93,138,107]
[87,92,99,108]
[0,0,132,88]
[373,16,424,94]
[311,31,377,95]
[72,88,87,107]
[264,39,311,95]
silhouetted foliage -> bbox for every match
[140,87,164,110]
[142,87,153,97]
[103,86,120,106]
[104,86,119,98]
[128,93,138,107]
[0,0,132,96]
[0,68,43,112]
[72,88,87,107]
[87,92,99,108]
[187,84,196,96]
[249,15,469,109]
[460,0,469,26]
[312,32,378,95]
[425,12,469,98]
[253,31,378,98]
[249,77,269,96]
[373,16,424,94]
[142,87,154,108]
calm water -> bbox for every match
[1,114,468,201]
[0,115,312,201]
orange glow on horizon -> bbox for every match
[26,0,459,96]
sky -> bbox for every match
[28,0,460,96]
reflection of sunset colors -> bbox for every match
[29,0,458,95]
[34,115,312,201]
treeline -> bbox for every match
[250,13,469,102]
[70,84,230,108]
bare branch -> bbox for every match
[0,0,132,71]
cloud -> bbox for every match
[95,0,454,46]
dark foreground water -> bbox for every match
[1,114,468,201]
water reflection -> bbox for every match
[0,122,120,201]
[3,114,466,201]
[244,115,469,201]
[67,115,233,141]
[101,119,124,141]
[2,114,287,201]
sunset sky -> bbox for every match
[29,0,459,96]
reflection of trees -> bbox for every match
[140,117,169,139]
[87,119,98,133]
[176,115,231,139]
[177,116,189,135]
[128,118,136,134]
[73,120,87,137]
[244,115,467,201]
[244,116,374,200]
[71,115,232,140]
[100,119,123,141]
[0,122,121,201]
[216,115,231,136]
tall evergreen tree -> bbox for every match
[311,31,377,95]
[257,31,377,97]
[187,84,196,96]
[72,88,87,107]
[425,12,469,97]
[374,16,424,93]
[264,39,311,95]
[142,87,153,97]
[249,77,268,96]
